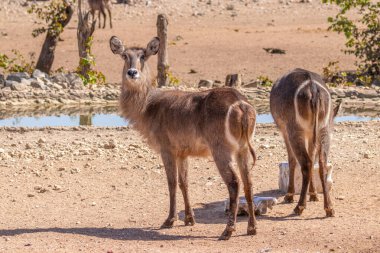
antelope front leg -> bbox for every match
[178,157,195,226]
[160,151,178,228]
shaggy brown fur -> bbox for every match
[110,36,257,240]
[270,68,341,217]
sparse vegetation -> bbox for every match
[323,0,380,85]
[256,75,273,87]
[28,0,75,38]
[165,67,180,86]
[0,50,35,74]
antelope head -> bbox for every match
[110,36,160,89]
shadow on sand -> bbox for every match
[0,190,325,241]
[0,227,212,241]
[178,189,327,224]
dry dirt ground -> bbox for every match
[0,1,379,252]
[1,0,356,85]
[0,121,379,252]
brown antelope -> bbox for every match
[88,0,112,29]
[270,68,340,217]
[110,35,257,240]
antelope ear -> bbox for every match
[146,37,160,57]
[332,100,342,118]
[110,36,125,55]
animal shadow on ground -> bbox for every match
[178,189,326,224]
[0,227,210,241]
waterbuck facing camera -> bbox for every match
[110,35,258,240]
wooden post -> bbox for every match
[77,0,96,78]
[156,14,169,87]
[225,74,242,87]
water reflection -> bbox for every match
[0,103,379,127]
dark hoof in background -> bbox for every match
[284,194,294,203]
[309,194,319,202]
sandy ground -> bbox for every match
[0,121,379,252]
[0,0,356,86]
[0,1,379,252]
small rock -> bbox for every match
[336,196,345,200]
[71,168,80,174]
[66,72,84,89]
[34,185,42,190]
[32,69,48,79]
[243,81,258,88]
[363,152,371,159]
[198,79,213,88]
[25,143,32,149]
[52,185,62,191]
[104,140,117,149]
[226,4,234,10]
[0,74,5,87]
[52,73,68,84]
[27,193,35,197]
[260,144,270,149]
[189,69,197,74]
[6,72,30,82]
[38,138,46,144]
[90,202,96,206]
[11,81,29,91]
[30,78,47,90]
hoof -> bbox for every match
[184,215,195,226]
[284,194,294,203]
[160,217,176,229]
[247,226,257,236]
[218,226,235,240]
[293,205,305,215]
[309,194,319,202]
[325,208,335,217]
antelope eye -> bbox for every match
[140,55,145,60]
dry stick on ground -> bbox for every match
[156,14,169,87]
[35,0,74,73]
[77,0,96,78]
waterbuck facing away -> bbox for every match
[110,36,257,240]
[270,68,341,217]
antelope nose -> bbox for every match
[127,69,138,78]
